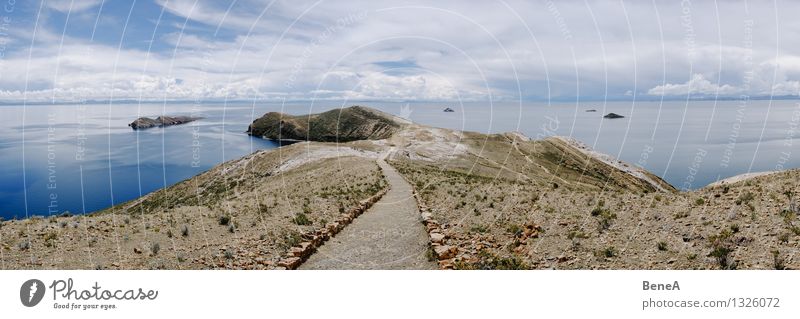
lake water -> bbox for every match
[1,100,798,219]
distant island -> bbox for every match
[603,112,625,119]
[443,107,455,112]
[129,115,203,130]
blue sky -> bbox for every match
[1,0,799,103]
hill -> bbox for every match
[247,106,407,142]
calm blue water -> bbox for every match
[1,100,799,219]
[0,102,283,219]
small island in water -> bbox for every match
[129,115,203,130]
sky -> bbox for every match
[0,0,799,103]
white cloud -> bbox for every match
[647,74,740,96]
[46,0,103,13]
[5,0,800,102]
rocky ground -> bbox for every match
[393,156,800,270]
[0,142,386,269]
[2,105,798,270]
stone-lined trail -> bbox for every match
[299,159,435,269]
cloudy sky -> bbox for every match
[0,0,798,103]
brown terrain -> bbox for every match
[2,106,798,269]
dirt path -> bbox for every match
[299,158,436,269]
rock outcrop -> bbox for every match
[247,106,406,142]
[129,116,202,130]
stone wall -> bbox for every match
[276,188,390,269]
[413,190,456,269]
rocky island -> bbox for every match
[246,106,407,142]
[2,105,798,270]
[129,115,203,130]
[603,112,625,119]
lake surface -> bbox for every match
[1,100,798,219]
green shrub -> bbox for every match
[506,224,522,236]
[772,250,786,270]
[150,242,160,255]
[470,224,488,233]
[218,215,230,225]
[738,192,755,204]
[284,232,301,248]
[453,250,529,270]
[592,207,617,232]
[292,213,312,226]
[708,229,736,269]
[596,246,616,259]
[567,230,589,240]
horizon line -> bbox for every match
[1,95,799,106]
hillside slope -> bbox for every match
[0,142,386,269]
[247,106,406,142]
